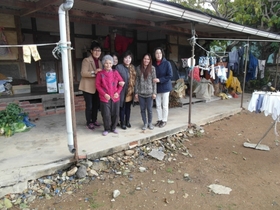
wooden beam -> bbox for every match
[20,0,60,16]
[1,0,35,8]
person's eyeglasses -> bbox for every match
[93,49,101,52]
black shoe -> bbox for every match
[121,122,126,130]
[126,121,131,128]
[159,121,167,128]
[155,120,162,127]
[117,122,120,127]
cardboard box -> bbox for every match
[58,83,64,94]
[12,85,31,94]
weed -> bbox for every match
[166,168,173,173]
[88,190,103,209]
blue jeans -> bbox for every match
[139,96,153,124]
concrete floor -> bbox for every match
[0,93,251,198]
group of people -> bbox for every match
[79,41,173,136]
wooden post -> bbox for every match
[274,53,279,88]
[241,38,249,109]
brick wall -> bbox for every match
[0,95,85,120]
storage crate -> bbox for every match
[12,85,31,94]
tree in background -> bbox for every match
[170,0,280,61]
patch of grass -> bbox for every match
[216,203,237,210]
[88,190,104,209]
[195,131,204,137]
[92,189,98,196]
[166,168,173,173]
[90,201,104,209]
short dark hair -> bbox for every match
[122,50,134,62]
[90,41,101,51]
[110,52,119,60]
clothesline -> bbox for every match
[0,42,71,48]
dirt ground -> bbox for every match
[26,110,280,210]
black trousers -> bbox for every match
[119,100,133,123]
[100,99,120,131]
[83,91,100,125]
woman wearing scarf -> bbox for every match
[116,50,136,130]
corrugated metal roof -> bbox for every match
[0,0,279,41]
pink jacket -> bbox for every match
[95,69,123,103]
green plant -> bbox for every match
[88,190,104,209]
[166,168,173,173]
[0,103,27,137]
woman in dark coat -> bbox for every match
[115,50,136,130]
[153,47,173,128]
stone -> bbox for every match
[91,161,108,171]
[4,198,13,209]
[76,165,87,179]
[148,149,165,161]
[81,160,93,168]
[124,150,135,156]
[113,190,120,198]
[139,167,146,172]
[208,184,232,195]
[169,190,175,194]
[88,169,99,177]
[67,167,78,176]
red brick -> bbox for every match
[56,109,65,114]
[19,101,30,105]
[0,102,7,106]
[20,104,35,108]
[129,141,138,149]
[45,110,56,115]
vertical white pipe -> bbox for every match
[58,0,75,153]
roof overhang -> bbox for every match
[1,0,279,41]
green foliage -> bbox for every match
[166,167,173,173]
[0,103,27,137]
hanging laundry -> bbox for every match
[246,53,258,82]
[228,50,239,73]
[189,66,200,82]
[181,57,195,68]
[23,45,41,63]
[103,35,110,50]
[238,47,245,75]
[114,34,133,56]
[258,60,266,79]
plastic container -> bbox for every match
[46,72,57,93]
[12,85,31,94]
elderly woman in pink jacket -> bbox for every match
[96,55,124,136]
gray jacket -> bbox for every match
[135,65,157,97]
[116,64,129,107]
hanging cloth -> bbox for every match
[23,45,41,63]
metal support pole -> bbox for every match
[241,38,249,109]
[188,23,196,127]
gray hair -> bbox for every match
[102,55,114,65]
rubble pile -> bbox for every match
[0,125,205,209]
